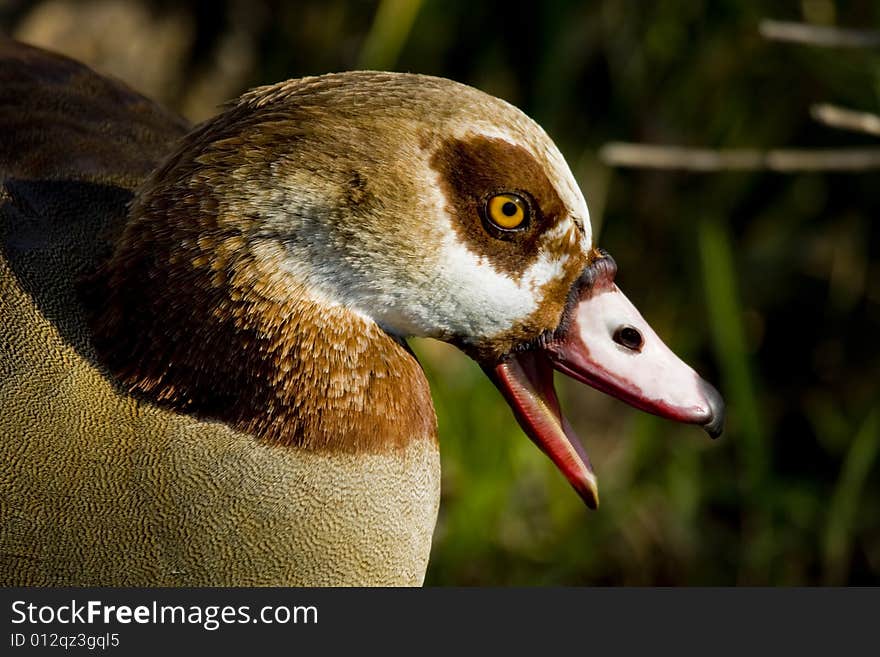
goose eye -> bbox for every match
[486,193,528,230]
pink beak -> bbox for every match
[487,255,724,509]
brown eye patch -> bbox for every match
[429,134,568,280]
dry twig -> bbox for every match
[759,19,880,48]
[810,103,880,137]
[599,142,880,172]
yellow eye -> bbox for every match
[486,193,528,230]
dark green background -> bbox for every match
[3,0,878,585]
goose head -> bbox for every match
[111,72,724,508]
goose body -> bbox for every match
[1,40,723,586]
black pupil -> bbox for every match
[501,201,518,217]
[614,326,643,351]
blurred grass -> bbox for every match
[356,0,423,70]
[698,217,768,490]
[824,409,879,584]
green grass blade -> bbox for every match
[698,217,768,489]
[823,409,880,584]
[357,0,423,71]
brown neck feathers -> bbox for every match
[86,208,436,454]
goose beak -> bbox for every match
[486,256,725,509]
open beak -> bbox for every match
[485,255,725,509]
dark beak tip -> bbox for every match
[700,380,726,439]
[704,417,724,440]
[581,491,599,510]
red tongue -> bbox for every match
[485,275,725,510]
[483,255,724,509]
[489,351,599,509]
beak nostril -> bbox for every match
[613,325,644,352]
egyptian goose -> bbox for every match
[0,40,723,586]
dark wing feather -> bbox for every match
[0,38,189,187]
[0,39,190,364]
